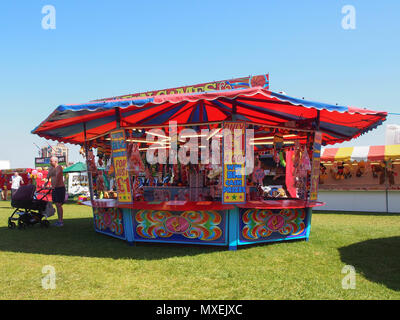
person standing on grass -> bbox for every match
[45,156,66,227]
[0,172,6,200]
[2,179,8,201]
[10,172,24,199]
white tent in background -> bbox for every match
[0,161,10,170]
[385,124,400,145]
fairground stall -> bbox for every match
[32,77,387,250]
[318,144,400,213]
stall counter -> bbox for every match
[86,199,323,250]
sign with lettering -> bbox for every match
[309,131,322,200]
[93,74,269,102]
[35,156,66,168]
[110,130,133,204]
[222,122,246,204]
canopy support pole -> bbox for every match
[116,107,121,129]
[385,162,389,213]
[232,101,237,121]
[83,122,95,202]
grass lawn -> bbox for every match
[0,202,399,300]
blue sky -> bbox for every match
[0,0,399,168]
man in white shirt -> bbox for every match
[10,172,24,199]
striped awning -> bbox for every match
[32,87,387,146]
[321,145,400,162]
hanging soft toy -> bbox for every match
[181,165,188,186]
[162,166,172,185]
[108,163,114,176]
[300,146,312,174]
[97,146,105,167]
[372,162,386,184]
[343,162,352,179]
[127,142,145,176]
[319,163,327,184]
[96,171,105,198]
[87,149,97,173]
[279,151,286,167]
[354,160,365,177]
[79,146,85,157]
[293,147,311,199]
[335,162,345,180]
[145,166,153,186]
[372,163,383,180]
[386,160,396,185]
[251,159,265,185]
[207,164,222,180]
[132,176,144,201]
[292,141,301,173]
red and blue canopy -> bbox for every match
[32,87,387,146]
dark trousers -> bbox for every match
[11,188,18,199]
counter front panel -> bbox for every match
[238,207,311,244]
[132,209,228,245]
[93,207,126,240]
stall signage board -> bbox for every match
[309,131,322,200]
[93,74,269,101]
[222,122,246,204]
[110,130,133,204]
[35,156,66,168]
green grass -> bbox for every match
[0,202,399,300]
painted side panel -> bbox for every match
[131,209,228,245]
[93,207,126,240]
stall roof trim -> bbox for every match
[32,87,387,146]
[321,144,400,162]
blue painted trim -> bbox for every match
[238,235,307,246]
[133,239,227,246]
[122,209,134,243]
[94,229,126,241]
[228,207,239,250]
[305,208,313,241]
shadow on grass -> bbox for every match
[0,217,226,260]
[339,236,400,291]
[313,210,400,217]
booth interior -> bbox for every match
[86,124,316,203]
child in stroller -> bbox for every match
[8,184,55,229]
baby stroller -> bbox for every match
[8,185,55,229]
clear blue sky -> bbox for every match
[0,0,399,168]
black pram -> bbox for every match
[8,185,54,229]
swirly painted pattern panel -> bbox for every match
[241,208,307,241]
[134,210,226,243]
[93,207,125,238]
